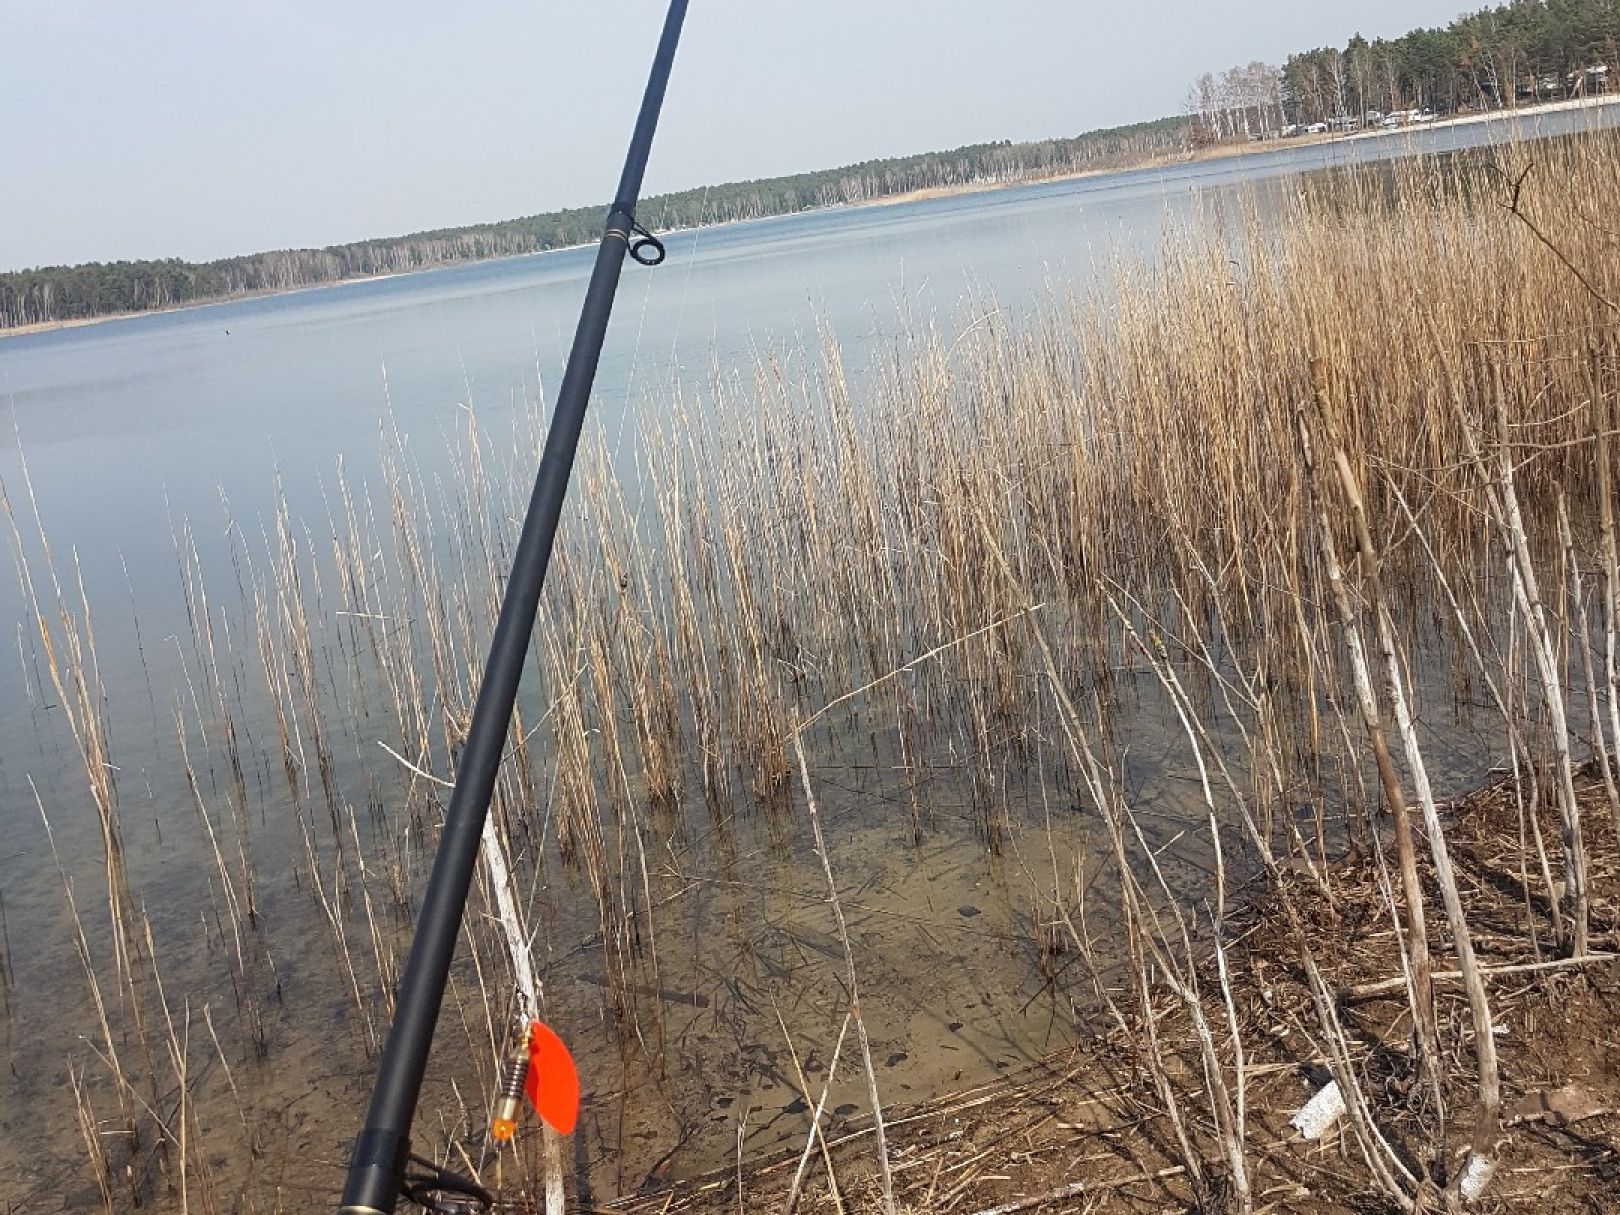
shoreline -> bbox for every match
[0,269,406,340]
[864,91,1620,210]
[5,92,1618,343]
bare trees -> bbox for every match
[1186,61,1286,143]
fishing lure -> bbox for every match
[490,1020,580,1143]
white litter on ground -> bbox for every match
[1458,1152,1495,1201]
[1289,1079,1346,1140]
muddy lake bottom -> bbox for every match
[0,698,1208,1209]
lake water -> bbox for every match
[4,102,1614,689]
[1,102,1614,1208]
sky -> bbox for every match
[0,0,1471,271]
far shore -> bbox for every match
[866,91,1620,209]
[0,270,403,340]
[6,92,1618,344]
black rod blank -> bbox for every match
[339,3,689,1209]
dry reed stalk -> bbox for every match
[201,1003,253,1145]
[308,851,377,1054]
[1294,388,1443,1116]
[1344,950,1618,1001]
[1317,390,1502,1194]
[789,730,896,1215]
[1450,382,1590,954]
[1590,367,1620,843]
[70,1062,116,1215]
[1560,494,1620,824]
[1382,476,1565,944]
[175,711,249,978]
[33,782,149,1165]
[347,805,398,1016]
[0,889,12,1003]
[140,915,192,1215]
[782,1010,851,1214]
[475,795,565,1215]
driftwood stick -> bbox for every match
[1342,952,1617,1003]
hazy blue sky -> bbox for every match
[2,1,1470,270]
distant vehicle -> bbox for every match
[1305,122,1328,134]
[1413,110,1438,123]
[1380,115,1401,129]
[1366,110,1384,123]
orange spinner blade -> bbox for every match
[523,1020,580,1135]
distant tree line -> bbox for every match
[1188,0,1617,138]
[1284,0,1617,125]
[1,117,1187,331]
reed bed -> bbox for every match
[5,125,1620,1212]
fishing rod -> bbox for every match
[340,2,689,1210]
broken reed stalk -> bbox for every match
[1343,950,1618,1002]
[141,915,193,1215]
[963,1166,1190,1215]
[1382,475,1567,945]
[1495,395,1590,958]
[1448,379,1591,954]
[783,1010,852,1214]
[790,729,896,1215]
[1315,382,1501,1192]
[70,1062,115,1215]
[1593,371,1620,850]
[477,800,565,1215]
[1294,383,1444,1123]
[1560,494,1620,829]
[0,889,13,1001]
